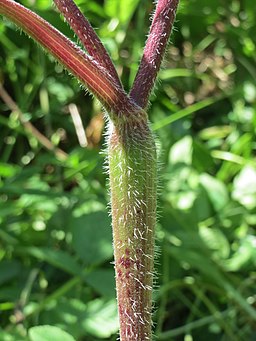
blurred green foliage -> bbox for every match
[0,0,256,340]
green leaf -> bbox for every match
[168,244,224,284]
[0,260,21,285]
[29,325,75,341]
[223,235,256,271]
[200,173,229,211]
[0,162,19,177]
[69,211,113,265]
[105,0,140,24]
[193,187,212,221]
[82,299,118,338]
[152,95,226,130]
[38,297,118,339]
[0,328,27,341]
[232,165,256,209]
[85,269,115,297]
[192,140,214,172]
[22,247,81,275]
[199,225,230,259]
[169,136,193,165]
[159,68,209,81]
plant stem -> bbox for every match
[130,0,179,109]
[0,1,180,339]
[108,111,157,340]
[0,0,135,115]
[53,0,122,88]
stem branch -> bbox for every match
[0,0,136,115]
[54,0,122,88]
[130,0,179,108]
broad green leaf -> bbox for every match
[199,225,230,259]
[169,136,193,165]
[164,165,199,211]
[85,269,115,297]
[22,0,51,11]
[211,150,245,165]
[69,211,113,264]
[232,165,256,209]
[199,125,232,140]
[38,297,118,339]
[200,173,229,211]
[29,325,75,341]
[82,299,118,338]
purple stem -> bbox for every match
[54,0,122,88]
[130,0,179,109]
[0,0,137,116]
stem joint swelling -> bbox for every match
[0,1,180,340]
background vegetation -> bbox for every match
[0,0,256,340]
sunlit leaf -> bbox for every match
[200,173,229,211]
[29,325,75,341]
[232,165,256,209]
[199,225,230,259]
[82,299,118,338]
[223,235,256,271]
[0,162,20,177]
[169,136,193,165]
[104,0,140,24]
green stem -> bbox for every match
[108,111,157,341]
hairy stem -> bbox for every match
[108,112,157,341]
[130,0,179,108]
[0,0,136,115]
[0,1,180,339]
[54,0,122,88]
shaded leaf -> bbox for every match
[22,247,81,275]
[69,211,113,265]
[0,260,21,285]
[85,268,115,297]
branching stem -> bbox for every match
[53,0,122,88]
[0,0,136,115]
[0,1,180,340]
